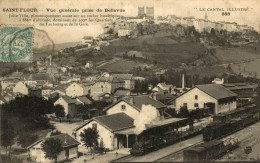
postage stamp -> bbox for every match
[0,26,34,62]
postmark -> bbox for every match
[0,25,34,62]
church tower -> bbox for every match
[205,13,208,21]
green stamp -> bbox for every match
[0,26,33,62]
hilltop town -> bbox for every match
[1,5,260,163]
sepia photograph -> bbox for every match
[0,0,259,162]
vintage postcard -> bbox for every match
[0,0,259,162]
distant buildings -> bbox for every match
[138,6,154,19]
[81,36,93,46]
[152,83,176,95]
[167,13,254,33]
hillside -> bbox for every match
[102,34,208,68]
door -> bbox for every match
[65,149,69,160]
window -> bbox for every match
[195,95,198,100]
[101,85,103,88]
[121,105,126,111]
[194,103,199,108]
[183,103,187,107]
[92,123,97,130]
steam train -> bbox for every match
[183,137,239,162]
[130,127,201,156]
[203,104,260,141]
[131,103,259,156]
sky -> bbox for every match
[0,0,259,43]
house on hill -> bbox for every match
[82,36,93,46]
[74,113,135,150]
[104,95,170,120]
[85,61,94,69]
[152,83,176,95]
[27,133,80,162]
[111,74,135,90]
[167,84,237,114]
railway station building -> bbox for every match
[168,84,237,114]
[74,112,188,151]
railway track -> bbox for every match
[153,141,204,162]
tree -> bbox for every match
[210,28,216,35]
[179,106,189,118]
[17,131,38,148]
[54,105,65,117]
[80,128,100,151]
[0,119,16,159]
[50,130,62,136]
[41,138,63,162]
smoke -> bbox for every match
[134,104,161,135]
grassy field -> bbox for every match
[102,34,207,67]
[186,65,234,78]
[97,58,154,73]
[215,46,260,64]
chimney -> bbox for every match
[113,96,118,103]
[129,96,134,104]
[152,93,157,100]
[64,135,67,144]
[50,54,52,66]
[182,74,185,89]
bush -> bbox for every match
[50,130,62,136]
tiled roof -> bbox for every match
[75,113,134,132]
[104,95,166,112]
[27,133,80,149]
[27,73,51,81]
[77,96,93,105]
[158,83,173,90]
[61,96,81,105]
[124,95,165,110]
[196,84,237,100]
[114,90,130,96]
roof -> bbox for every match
[75,113,134,132]
[61,96,81,105]
[114,90,130,96]
[77,96,92,104]
[53,84,69,93]
[212,78,223,82]
[112,74,133,80]
[158,83,173,90]
[104,95,166,112]
[27,133,80,149]
[195,84,237,100]
[27,73,51,81]
[124,96,165,110]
